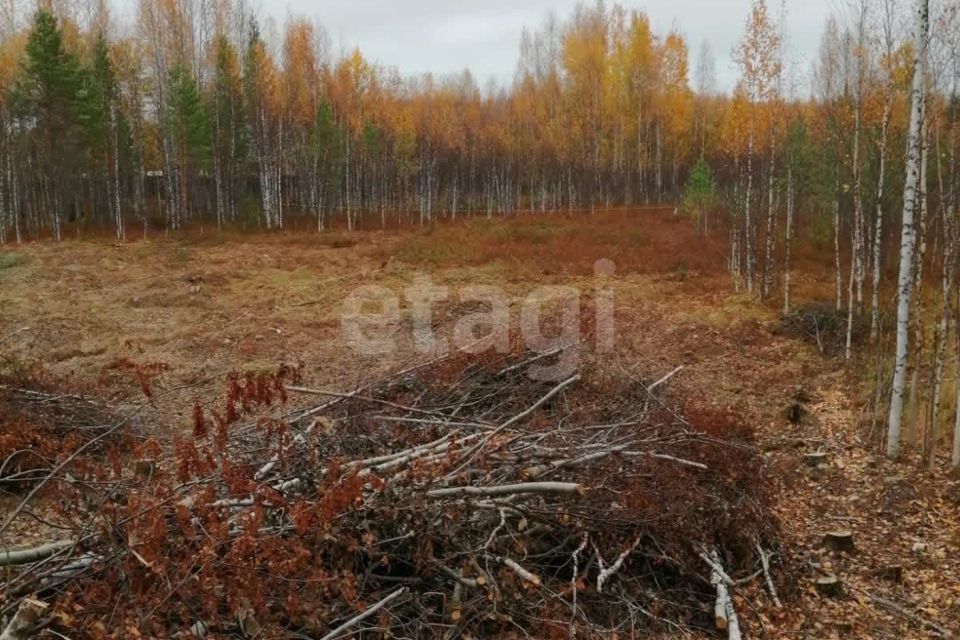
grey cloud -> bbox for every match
[267,0,831,92]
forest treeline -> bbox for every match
[0,0,959,467]
[0,0,701,239]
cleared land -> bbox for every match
[1,209,958,637]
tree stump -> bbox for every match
[814,575,843,597]
[784,402,807,425]
[822,530,855,553]
[872,564,903,583]
[803,451,828,468]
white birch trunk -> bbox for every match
[953,306,960,466]
[871,95,892,341]
[908,107,930,447]
[833,189,841,311]
[887,0,929,459]
[745,128,754,293]
[110,103,123,241]
[783,166,793,315]
[846,56,865,360]
[928,240,953,471]
[762,143,776,300]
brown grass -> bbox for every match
[382,207,726,277]
[0,208,795,427]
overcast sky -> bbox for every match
[264,0,833,95]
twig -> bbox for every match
[648,365,684,393]
[867,594,953,639]
[698,550,734,586]
[489,555,540,586]
[623,451,708,470]
[318,587,406,640]
[521,446,629,480]
[596,536,641,593]
[439,564,481,588]
[445,374,580,478]
[755,541,781,608]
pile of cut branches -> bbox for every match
[0,350,784,639]
[0,368,135,495]
[778,301,869,356]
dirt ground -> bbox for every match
[1,208,958,638]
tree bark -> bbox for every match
[887,0,929,460]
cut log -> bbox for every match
[706,550,742,640]
[814,575,843,597]
[822,530,855,553]
[714,581,729,631]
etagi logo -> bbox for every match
[340,259,615,381]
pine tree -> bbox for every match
[14,9,83,240]
[166,63,209,225]
[78,34,125,238]
[682,156,714,235]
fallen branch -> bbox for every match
[595,536,641,593]
[699,550,734,586]
[427,482,583,499]
[318,587,407,640]
[521,446,628,480]
[445,374,580,478]
[648,365,684,393]
[0,540,74,567]
[489,555,540,586]
[439,564,483,589]
[755,541,781,608]
[623,450,708,470]
[867,594,953,639]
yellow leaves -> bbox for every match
[734,0,782,103]
[655,30,694,146]
[282,17,319,128]
[0,30,27,92]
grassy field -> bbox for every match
[0,208,957,637]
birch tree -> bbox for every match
[733,0,780,294]
[887,0,929,460]
[869,0,901,342]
